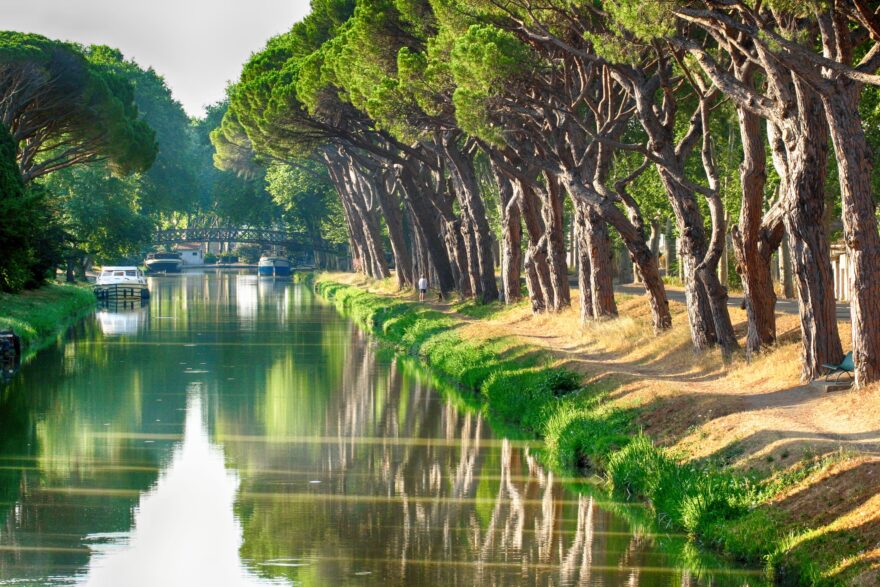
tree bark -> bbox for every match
[730,98,776,356]
[583,206,617,319]
[575,210,594,324]
[822,82,880,386]
[780,88,843,380]
[538,174,571,311]
[374,174,413,288]
[443,138,499,302]
[398,171,456,294]
[663,218,675,277]
[517,178,553,312]
[491,161,522,304]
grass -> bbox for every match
[314,275,880,585]
[0,283,96,353]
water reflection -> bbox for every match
[96,301,149,337]
[0,272,762,586]
[79,389,287,587]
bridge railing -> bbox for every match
[152,227,345,254]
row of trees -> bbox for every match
[219,0,880,386]
[0,32,347,290]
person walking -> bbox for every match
[418,275,428,301]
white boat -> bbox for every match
[145,252,183,273]
[94,266,149,300]
[258,256,291,277]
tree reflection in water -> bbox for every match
[0,273,759,587]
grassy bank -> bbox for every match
[315,276,878,586]
[0,284,96,355]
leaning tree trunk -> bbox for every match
[575,223,594,324]
[540,174,571,311]
[517,178,554,311]
[663,218,675,277]
[492,163,523,304]
[346,169,389,279]
[374,177,413,288]
[659,172,719,351]
[781,89,843,381]
[398,173,456,295]
[583,207,617,319]
[822,82,880,386]
[560,171,671,332]
[443,140,499,302]
[730,102,776,357]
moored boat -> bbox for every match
[258,256,291,277]
[94,266,149,300]
[145,252,183,273]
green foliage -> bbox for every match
[602,0,677,42]
[0,127,63,292]
[265,161,347,246]
[0,284,96,352]
[0,32,157,181]
[42,164,153,265]
[85,45,196,216]
[450,25,534,143]
[196,101,281,227]
[234,245,262,264]
[482,369,582,433]
[607,434,758,535]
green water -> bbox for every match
[0,272,761,586]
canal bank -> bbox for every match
[0,283,96,358]
[314,274,880,586]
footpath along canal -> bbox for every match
[0,271,761,586]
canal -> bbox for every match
[0,272,761,586]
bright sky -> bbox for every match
[1,0,311,118]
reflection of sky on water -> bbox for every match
[235,276,260,328]
[78,386,289,587]
[96,304,149,337]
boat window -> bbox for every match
[126,270,136,276]
[114,271,125,276]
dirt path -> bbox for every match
[420,291,880,468]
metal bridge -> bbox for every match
[152,227,343,254]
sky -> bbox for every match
[1,0,312,117]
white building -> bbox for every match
[175,245,204,266]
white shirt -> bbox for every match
[418,277,428,290]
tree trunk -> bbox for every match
[575,211,594,324]
[781,234,794,299]
[374,177,412,288]
[539,174,571,311]
[730,102,776,356]
[492,163,522,304]
[781,89,843,381]
[443,139,499,302]
[663,218,675,277]
[517,178,554,312]
[560,172,670,331]
[584,207,617,319]
[398,172,456,295]
[659,172,719,351]
[822,83,880,386]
